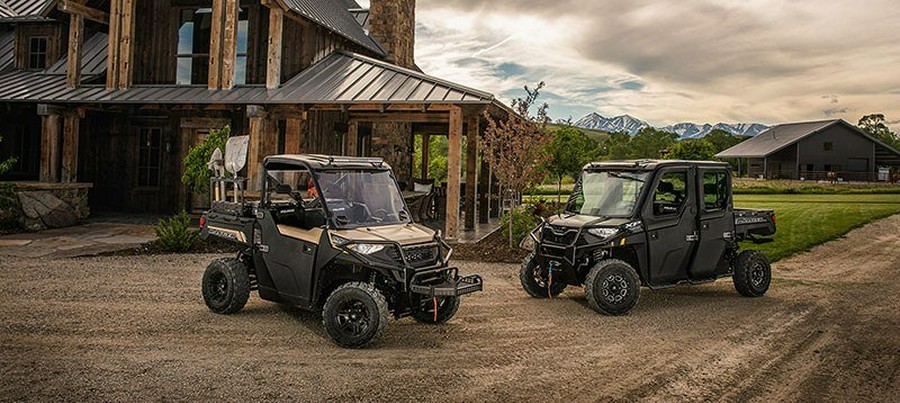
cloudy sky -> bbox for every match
[372,0,900,129]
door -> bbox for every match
[642,167,698,286]
[256,211,320,306]
[690,169,735,279]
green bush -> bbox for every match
[182,126,231,193]
[500,205,539,247]
[154,211,198,253]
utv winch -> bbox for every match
[521,160,776,315]
[199,137,482,348]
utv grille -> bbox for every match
[388,244,439,268]
[542,226,578,246]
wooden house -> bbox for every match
[0,0,506,240]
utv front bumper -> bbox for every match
[409,267,484,297]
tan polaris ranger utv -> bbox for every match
[199,149,482,348]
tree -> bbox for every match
[858,114,900,149]
[182,126,231,193]
[599,132,633,160]
[629,128,678,159]
[543,126,598,204]
[0,135,16,176]
[666,139,718,161]
[482,82,552,247]
[704,129,749,153]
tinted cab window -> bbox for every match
[653,171,687,216]
[702,171,728,212]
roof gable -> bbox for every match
[716,120,839,158]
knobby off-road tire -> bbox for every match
[411,296,460,324]
[322,282,390,349]
[584,259,641,316]
[733,250,771,297]
[520,252,567,299]
[202,258,251,314]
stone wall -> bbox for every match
[368,0,416,69]
[371,122,413,183]
[0,183,91,232]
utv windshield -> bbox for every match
[317,170,411,228]
[566,170,650,217]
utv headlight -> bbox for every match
[348,243,387,255]
[330,234,351,247]
[587,227,619,239]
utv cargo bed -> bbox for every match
[734,208,776,239]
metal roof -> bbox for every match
[0,0,51,20]
[716,120,840,158]
[268,51,494,104]
[265,154,393,171]
[281,0,385,57]
[716,119,900,160]
[348,8,370,31]
[0,50,495,105]
[45,32,108,76]
[0,29,13,71]
[585,159,729,171]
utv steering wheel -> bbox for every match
[370,208,389,222]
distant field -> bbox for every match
[734,194,900,261]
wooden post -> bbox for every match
[266,7,283,89]
[247,109,266,191]
[221,0,239,90]
[61,112,80,182]
[105,0,121,89]
[445,107,463,240]
[346,122,359,156]
[208,0,225,89]
[464,116,478,231]
[285,117,303,154]
[66,6,84,88]
[116,0,134,89]
[420,133,429,179]
[478,150,490,223]
[39,111,61,182]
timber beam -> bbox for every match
[464,116,479,231]
[66,1,85,89]
[349,112,449,124]
[266,7,284,89]
[58,0,109,24]
[310,103,458,112]
[445,106,463,240]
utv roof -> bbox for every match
[584,159,730,170]
[264,154,393,171]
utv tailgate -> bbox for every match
[734,208,776,239]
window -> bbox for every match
[824,142,834,151]
[27,37,48,69]
[176,7,249,85]
[138,128,162,187]
[652,171,687,216]
[806,164,814,172]
[702,171,728,212]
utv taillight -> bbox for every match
[199,217,207,228]
[772,215,776,223]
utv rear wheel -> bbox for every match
[202,258,250,314]
[411,296,460,324]
[520,253,567,299]
[584,259,640,316]
[733,250,771,297]
[323,282,389,349]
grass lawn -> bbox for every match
[735,194,900,261]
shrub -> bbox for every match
[500,205,539,248]
[182,126,231,193]
[154,211,198,253]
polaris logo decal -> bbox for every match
[209,226,247,243]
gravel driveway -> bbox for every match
[1,216,899,401]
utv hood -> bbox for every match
[545,214,631,229]
[331,223,436,246]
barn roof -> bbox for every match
[0,0,51,20]
[716,119,900,162]
[0,50,495,105]
[281,0,385,57]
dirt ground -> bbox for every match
[1,217,899,401]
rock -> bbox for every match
[17,191,78,230]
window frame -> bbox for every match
[700,170,729,213]
[26,36,49,70]
[137,127,163,189]
[174,6,250,86]
[651,169,689,218]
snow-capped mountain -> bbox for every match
[574,113,769,138]
[574,113,651,135]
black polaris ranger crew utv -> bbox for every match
[521,160,775,315]
[199,145,482,348]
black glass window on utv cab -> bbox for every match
[652,171,687,216]
[702,171,728,212]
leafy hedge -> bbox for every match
[182,126,231,193]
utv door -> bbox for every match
[642,167,698,286]
[256,212,319,306]
[689,169,735,279]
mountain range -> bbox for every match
[573,112,769,138]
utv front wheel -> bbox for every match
[323,282,390,349]
[733,250,771,297]
[202,258,250,314]
[584,260,640,316]
[411,296,460,324]
[520,253,567,298]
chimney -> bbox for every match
[368,0,416,69]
